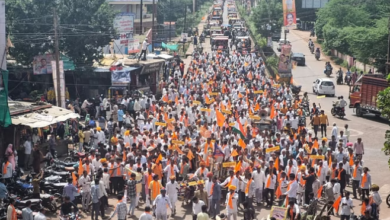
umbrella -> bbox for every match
[221,24,231,27]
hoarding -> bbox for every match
[128,39,140,54]
[278,44,292,73]
[33,54,55,75]
[302,0,329,8]
[283,0,296,29]
[111,67,132,86]
[113,13,135,33]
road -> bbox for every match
[276,29,390,217]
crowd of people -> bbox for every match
[52,45,382,220]
[2,6,382,220]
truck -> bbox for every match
[349,74,389,117]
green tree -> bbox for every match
[250,0,283,37]
[377,75,390,167]
[6,0,116,66]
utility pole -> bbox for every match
[193,0,195,14]
[387,15,390,75]
[169,0,172,42]
[140,0,143,35]
[53,8,62,107]
[0,0,6,70]
[183,4,187,54]
[152,0,155,51]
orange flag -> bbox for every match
[317,185,323,198]
[254,103,260,111]
[78,158,84,176]
[234,161,241,173]
[175,96,179,105]
[205,95,210,103]
[156,153,163,164]
[238,138,246,149]
[72,172,77,186]
[123,150,127,163]
[227,100,232,109]
[274,157,279,170]
[333,195,342,212]
[313,140,319,149]
[290,77,294,85]
[231,149,239,157]
[275,184,282,199]
[187,150,194,160]
[270,105,276,119]
[216,110,225,127]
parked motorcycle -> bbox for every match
[63,151,86,163]
[7,180,34,198]
[331,102,345,118]
[40,194,57,212]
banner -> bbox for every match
[111,67,132,86]
[283,0,297,29]
[128,39,140,54]
[0,70,11,127]
[278,44,292,73]
[113,13,135,33]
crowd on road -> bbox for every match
[1,3,382,220]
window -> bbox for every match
[321,81,334,86]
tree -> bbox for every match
[315,0,390,72]
[250,0,283,37]
[377,75,390,167]
[6,0,116,66]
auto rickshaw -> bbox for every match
[211,36,229,54]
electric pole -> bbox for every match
[0,0,6,70]
[169,0,172,42]
[53,8,62,107]
[387,15,390,75]
[152,0,155,51]
[193,0,196,14]
[183,4,187,53]
[140,0,143,35]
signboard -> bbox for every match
[155,122,167,126]
[33,114,54,122]
[283,0,297,29]
[116,32,133,46]
[128,39,140,53]
[266,146,280,153]
[270,206,287,220]
[302,0,329,8]
[51,61,66,108]
[33,54,54,75]
[223,161,236,167]
[310,155,325,160]
[278,44,292,74]
[111,67,132,86]
[140,61,164,75]
[181,33,189,42]
[113,13,135,33]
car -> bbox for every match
[312,78,335,96]
[277,39,290,51]
[271,30,281,41]
[291,52,305,66]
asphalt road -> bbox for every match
[278,29,390,218]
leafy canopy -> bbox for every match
[6,0,116,66]
[315,0,389,72]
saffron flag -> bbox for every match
[232,121,246,139]
[78,158,84,176]
[156,153,163,164]
[238,139,246,149]
[333,195,342,212]
[216,110,225,127]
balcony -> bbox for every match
[107,0,157,4]
[134,13,155,23]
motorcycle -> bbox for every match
[63,150,87,163]
[331,102,345,118]
[336,73,343,85]
[40,194,57,212]
[324,69,332,77]
[291,85,302,95]
[315,51,320,60]
[309,44,314,54]
[7,180,34,198]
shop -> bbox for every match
[125,59,165,96]
[0,101,79,163]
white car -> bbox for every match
[277,39,290,51]
[312,78,335,96]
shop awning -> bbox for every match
[10,101,80,128]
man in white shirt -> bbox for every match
[264,170,276,207]
[163,160,179,184]
[24,139,32,170]
[284,173,299,203]
[252,165,265,205]
[153,189,172,220]
[225,185,238,220]
[33,209,46,220]
[220,170,239,190]
[21,201,33,220]
[192,196,205,220]
[287,200,300,220]
[97,175,108,218]
[139,39,149,61]
[165,176,179,216]
[339,191,353,220]
[78,171,91,212]
[2,160,12,183]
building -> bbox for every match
[107,0,158,34]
